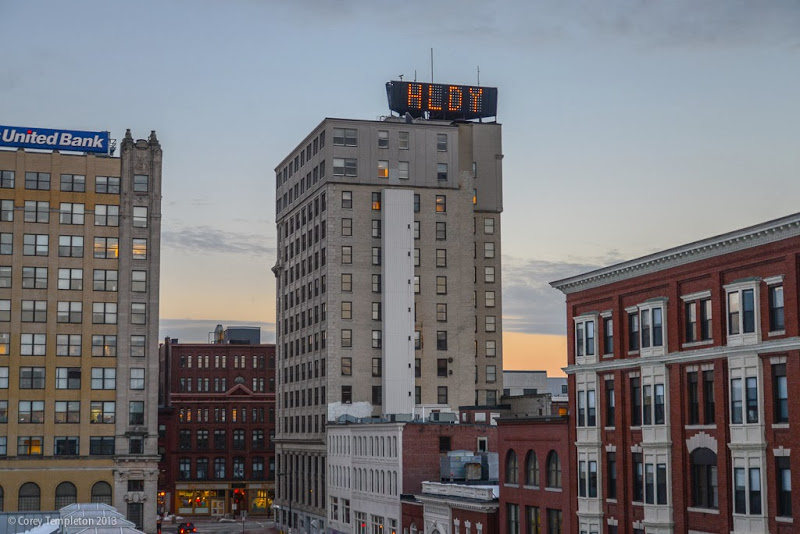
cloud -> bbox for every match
[160,318,276,344]
[162,225,275,257]
[502,254,617,336]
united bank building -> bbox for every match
[0,126,162,533]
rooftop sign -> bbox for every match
[0,125,110,154]
[386,81,498,120]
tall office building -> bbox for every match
[272,82,504,532]
[0,128,162,532]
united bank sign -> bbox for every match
[0,125,110,153]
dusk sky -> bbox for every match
[3,1,798,376]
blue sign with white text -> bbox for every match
[0,125,110,153]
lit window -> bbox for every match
[378,160,388,178]
[435,195,446,212]
[372,192,381,210]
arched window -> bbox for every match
[546,451,562,488]
[525,451,539,486]
[505,450,519,484]
[18,482,40,511]
[691,448,718,509]
[55,482,77,509]
[91,481,112,504]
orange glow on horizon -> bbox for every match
[502,331,568,377]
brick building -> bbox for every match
[497,415,573,534]
[158,333,276,517]
[551,212,800,534]
[402,482,499,534]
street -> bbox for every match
[161,519,278,534]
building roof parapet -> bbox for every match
[551,212,800,294]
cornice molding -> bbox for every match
[551,212,800,295]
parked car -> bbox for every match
[179,523,197,534]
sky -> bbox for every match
[2,1,799,377]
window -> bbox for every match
[604,380,615,427]
[436,303,447,322]
[772,363,788,423]
[0,199,12,222]
[333,158,357,176]
[341,301,352,319]
[397,160,409,180]
[129,401,145,425]
[628,312,640,351]
[92,335,117,357]
[342,191,352,208]
[606,452,617,500]
[341,357,352,376]
[640,306,664,348]
[524,451,539,486]
[96,176,120,194]
[91,368,116,389]
[18,400,45,421]
[132,206,148,227]
[90,401,115,423]
[94,237,119,259]
[59,202,84,225]
[131,270,147,292]
[131,335,145,358]
[776,456,792,517]
[575,319,595,357]
[333,127,357,146]
[57,334,81,356]
[57,301,83,323]
[377,130,388,148]
[733,466,762,515]
[700,298,712,340]
[341,218,352,236]
[372,247,381,265]
[486,315,497,332]
[0,169,14,188]
[377,160,388,178]
[437,358,448,377]
[486,339,497,357]
[372,330,382,348]
[55,401,80,423]
[688,372,699,425]
[685,302,697,342]
[769,285,785,331]
[24,234,49,256]
[0,367,7,388]
[372,302,381,321]
[727,288,755,335]
[341,273,352,292]
[602,317,613,354]
[632,452,643,501]
[132,238,147,259]
[55,438,80,458]
[25,172,50,190]
[55,368,81,389]
[0,301,8,322]
[93,302,117,324]
[703,370,716,423]
[437,386,448,404]
[21,333,46,356]
[435,195,446,212]
[546,451,561,488]
[342,385,352,404]
[94,205,119,226]
[214,458,226,478]
[486,364,497,383]
[436,331,448,351]
[413,194,420,213]
[55,268,79,290]
[233,429,245,449]
[691,448,718,509]
[484,242,495,258]
[436,276,447,294]
[21,300,47,322]
[58,235,83,257]
[133,174,149,192]
[0,233,11,255]
[131,302,146,324]
[341,329,352,348]
[372,274,381,293]
[341,246,352,264]
[24,201,49,223]
[130,368,145,390]
[630,377,641,426]
[437,163,448,181]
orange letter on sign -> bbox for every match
[448,86,462,111]
[469,87,483,113]
[408,84,422,109]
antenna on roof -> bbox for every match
[430,48,434,82]
[477,66,480,86]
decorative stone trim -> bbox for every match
[770,355,787,364]
[686,431,717,453]
[605,444,616,452]
[551,213,800,294]
[681,290,711,302]
[685,365,699,373]
[763,275,784,286]
[773,446,791,457]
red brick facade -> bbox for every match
[157,339,276,517]
[498,416,574,534]
[552,214,800,534]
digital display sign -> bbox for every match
[386,81,498,120]
[0,125,110,153]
